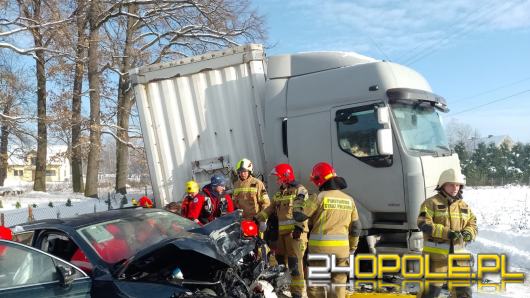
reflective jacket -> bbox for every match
[417,192,477,261]
[233,176,270,219]
[294,188,360,258]
[180,193,206,222]
[256,183,309,235]
[201,184,235,224]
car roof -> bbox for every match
[18,208,163,230]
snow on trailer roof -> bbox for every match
[129,44,265,85]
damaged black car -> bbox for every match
[12,208,287,297]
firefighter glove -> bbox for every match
[462,230,472,242]
[292,226,303,240]
[448,230,463,240]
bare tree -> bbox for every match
[0,56,32,186]
[445,119,475,148]
[0,0,73,191]
[103,0,265,194]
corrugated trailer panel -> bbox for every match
[131,45,267,207]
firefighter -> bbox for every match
[293,162,362,298]
[255,164,309,298]
[417,169,477,298]
[200,174,235,223]
[180,180,205,224]
[232,158,270,223]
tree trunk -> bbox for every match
[115,3,138,195]
[71,0,86,193]
[0,109,9,186]
[33,49,47,191]
[84,0,101,198]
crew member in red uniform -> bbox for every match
[180,180,205,224]
[200,174,234,224]
[138,196,153,208]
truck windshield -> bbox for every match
[390,102,450,155]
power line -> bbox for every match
[395,0,498,63]
[450,89,530,116]
[402,1,519,66]
[365,33,390,61]
[403,1,512,65]
[454,76,530,102]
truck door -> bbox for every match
[331,102,407,230]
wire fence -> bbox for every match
[0,191,152,228]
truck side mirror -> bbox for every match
[376,107,393,155]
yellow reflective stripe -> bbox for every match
[308,239,350,247]
[433,211,448,217]
[323,197,352,210]
[424,241,450,254]
[454,248,469,254]
[291,279,306,285]
[423,246,449,255]
[432,224,444,238]
[274,194,296,201]
[233,187,258,195]
[279,225,294,231]
[449,212,469,219]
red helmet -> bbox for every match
[138,196,153,208]
[271,163,295,184]
[310,162,336,187]
[241,220,258,237]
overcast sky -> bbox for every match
[253,0,530,142]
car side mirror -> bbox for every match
[57,265,76,288]
[376,106,393,155]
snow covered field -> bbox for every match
[464,186,530,297]
[0,183,528,296]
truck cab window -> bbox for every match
[336,106,379,159]
[390,102,450,155]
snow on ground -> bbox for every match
[464,186,530,297]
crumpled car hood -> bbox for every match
[116,211,255,277]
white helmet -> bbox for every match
[235,158,253,173]
[437,169,466,188]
